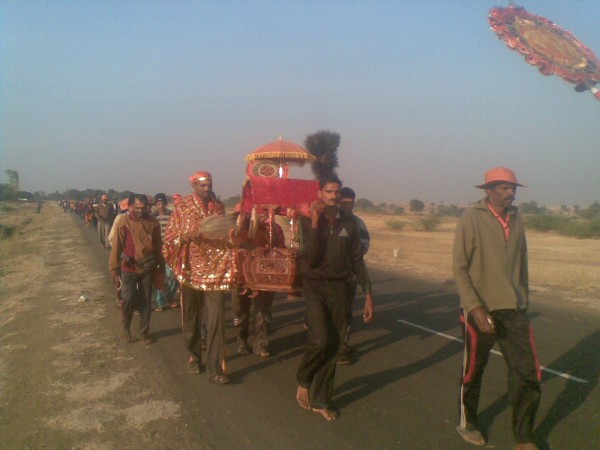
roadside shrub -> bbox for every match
[579,201,600,219]
[417,216,441,231]
[525,215,569,232]
[0,203,17,213]
[436,204,464,217]
[386,219,406,231]
[0,224,15,239]
[525,215,600,239]
[561,219,600,239]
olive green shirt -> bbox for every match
[453,198,529,313]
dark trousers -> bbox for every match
[98,220,111,249]
[181,285,226,375]
[459,309,541,443]
[232,288,274,353]
[297,279,349,409]
[343,278,358,345]
[120,271,153,337]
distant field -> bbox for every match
[360,213,600,293]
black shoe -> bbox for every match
[208,374,230,385]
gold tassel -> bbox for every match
[233,212,244,237]
[248,207,258,239]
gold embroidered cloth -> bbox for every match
[162,193,234,291]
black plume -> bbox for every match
[305,130,340,183]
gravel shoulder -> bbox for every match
[1,203,187,449]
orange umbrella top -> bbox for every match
[245,137,316,163]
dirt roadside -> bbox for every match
[1,203,188,450]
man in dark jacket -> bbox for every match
[295,176,374,421]
[96,194,116,249]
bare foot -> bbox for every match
[296,385,310,410]
[312,407,338,421]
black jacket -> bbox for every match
[299,212,368,288]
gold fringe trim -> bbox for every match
[245,152,315,162]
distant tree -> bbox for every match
[4,169,19,202]
[409,199,425,213]
[393,205,405,215]
[580,201,600,219]
[48,190,62,201]
[119,190,135,201]
[519,200,547,215]
[354,198,375,211]
[436,203,464,217]
[0,184,9,201]
[223,195,241,208]
[64,188,83,201]
[18,191,33,201]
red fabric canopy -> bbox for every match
[241,176,319,213]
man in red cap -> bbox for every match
[162,171,233,384]
[453,167,540,450]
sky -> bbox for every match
[1,0,599,207]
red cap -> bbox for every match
[475,167,525,189]
[188,171,212,184]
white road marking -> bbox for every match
[397,319,589,384]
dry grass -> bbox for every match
[361,213,600,292]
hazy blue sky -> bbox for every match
[2,0,599,206]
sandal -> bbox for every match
[208,374,231,385]
[188,357,201,374]
[456,426,486,446]
[140,336,155,345]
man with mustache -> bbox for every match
[162,171,232,385]
[453,167,540,450]
[295,175,374,421]
[109,194,163,345]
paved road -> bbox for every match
[84,218,599,450]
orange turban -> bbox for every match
[188,171,212,184]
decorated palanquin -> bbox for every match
[489,5,600,100]
[235,138,318,293]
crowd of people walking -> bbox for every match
[60,165,541,449]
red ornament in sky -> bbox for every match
[489,5,600,100]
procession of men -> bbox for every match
[61,162,541,449]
